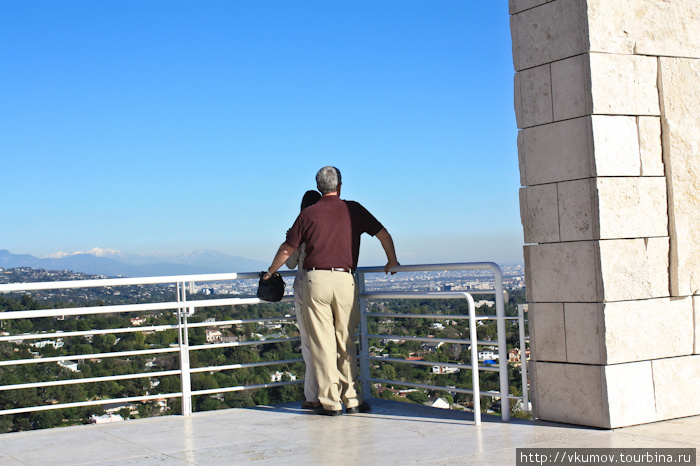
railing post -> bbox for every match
[518,304,529,412]
[177,281,193,416]
[492,265,510,421]
[464,292,481,426]
[356,270,372,399]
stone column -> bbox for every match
[510,0,700,428]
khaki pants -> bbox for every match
[303,269,361,411]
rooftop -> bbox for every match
[1,399,697,465]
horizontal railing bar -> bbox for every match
[0,393,182,416]
[0,347,179,366]
[369,378,476,396]
[191,380,302,397]
[0,302,182,320]
[0,324,180,342]
[362,291,482,300]
[0,296,294,320]
[189,359,304,373]
[366,333,500,347]
[358,262,500,274]
[188,337,298,351]
[0,263,497,293]
[0,273,238,292]
[370,356,500,373]
[369,377,498,398]
[0,271,297,293]
[186,316,295,329]
[365,313,490,320]
[0,370,181,391]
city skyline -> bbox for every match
[2,1,522,266]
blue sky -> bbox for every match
[1,1,522,266]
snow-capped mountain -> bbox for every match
[0,248,267,278]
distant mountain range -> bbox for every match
[0,248,268,278]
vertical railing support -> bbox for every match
[176,281,193,416]
[518,304,529,412]
[493,265,510,421]
[464,292,481,426]
[356,270,372,399]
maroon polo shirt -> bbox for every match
[285,195,384,271]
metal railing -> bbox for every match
[0,263,526,426]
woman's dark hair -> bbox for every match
[301,190,322,211]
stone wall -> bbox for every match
[510,0,700,428]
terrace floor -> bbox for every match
[0,399,698,465]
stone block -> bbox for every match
[598,237,670,302]
[524,242,598,303]
[652,355,700,421]
[603,361,657,427]
[696,296,700,355]
[587,53,660,116]
[557,177,667,243]
[520,184,559,244]
[564,302,603,364]
[659,58,700,297]
[519,117,591,185]
[590,115,641,176]
[527,238,670,303]
[531,361,606,427]
[529,302,566,362]
[603,298,694,364]
[558,178,595,242]
[512,0,587,71]
[563,299,693,367]
[551,54,587,121]
[595,177,668,239]
[638,117,664,176]
[586,0,700,59]
[515,64,553,129]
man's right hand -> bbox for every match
[385,260,400,275]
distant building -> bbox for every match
[89,414,124,424]
[205,328,222,343]
[57,360,80,372]
[420,340,444,352]
[130,317,147,326]
[30,339,64,349]
[270,371,297,382]
[431,365,460,374]
[425,397,451,409]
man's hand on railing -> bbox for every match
[385,259,400,275]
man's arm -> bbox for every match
[375,228,400,274]
[262,242,297,280]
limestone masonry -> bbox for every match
[510,0,700,428]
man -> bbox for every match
[262,166,400,416]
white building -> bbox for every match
[270,371,297,382]
[89,414,124,424]
[431,365,460,375]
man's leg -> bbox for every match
[333,272,362,409]
[304,270,342,411]
[294,289,318,404]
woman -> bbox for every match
[285,189,322,409]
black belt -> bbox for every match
[305,267,352,273]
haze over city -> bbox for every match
[2,2,522,267]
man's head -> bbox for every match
[316,166,342,194]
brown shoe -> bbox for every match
[301,401,321,410]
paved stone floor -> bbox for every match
[0,399,698,465]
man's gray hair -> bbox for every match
[316,166,342,194]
